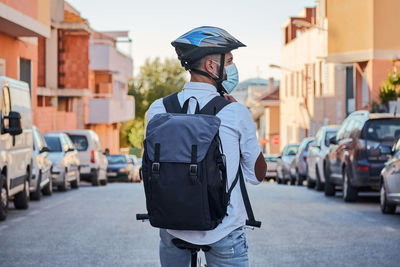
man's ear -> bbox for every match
[204,58,214,74]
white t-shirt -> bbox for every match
[146,82,261,245]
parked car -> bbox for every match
[43,133,80,191]
[324,110,400,202]
[276,144,299,184]
[264,154,279,180]
[307,125,340,190]
[30,126,52,200]
[107,154,135,182]
[380,138,400,214]
[292,137,315,186]
[63,130,108,186]
[128,155,141,182]
[0,77,34,221]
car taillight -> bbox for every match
[357,164,369,172]
[91,150,96,163]
[303,156,307,162]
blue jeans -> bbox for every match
[159,227,249,267]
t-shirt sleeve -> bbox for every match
[235,103,261,185]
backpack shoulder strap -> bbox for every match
[199,96,232,115]
[162,92,181,113]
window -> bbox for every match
[283,144,299,156]
[325,130,338,147]
[19,58,31,96]
[1,86,11,129]
[107,155,127,164]
[44,136,62,152]
[362,119,400,142]
[68,135,88,151]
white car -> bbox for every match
[43,133,80,191]
[128,155,141,182]
[306,125,339,190]
[0,76,34,221]
[63,130,108,186]
[30,126,52,200]
[264,154,279,180]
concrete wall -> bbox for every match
[36,106,77,133]
[327,0,373,55]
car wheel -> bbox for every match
[91,169,100,186]
[0,174,8,221]
[30,172,42,201]
[343,167,358,202]
[42,173,52,196]
[315,165,324,191]
[71,170,80,189]
[290,174,296,186]
[306,175,315,189]
[380,181,396,214]
[324,164,335,197]
[296,171,304,186]
[58,170,68,191]
[14,178,29,209]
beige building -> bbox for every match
[247,78,280,154]
[280,1,342,150]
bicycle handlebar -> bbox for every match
[136,213,149,220]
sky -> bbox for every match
[67,0,316,82]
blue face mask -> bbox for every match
[222,64,239,94]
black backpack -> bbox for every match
[141,92,260,230]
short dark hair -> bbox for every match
[189,54,220,70]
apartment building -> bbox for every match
[88,31,135,154]
[0,0,50,123]
[36,0,91,132]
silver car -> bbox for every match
[380,138,400,214]
[293,137,315,186]
[307,125,339,190]
[44,133,80,191]
[264,154,279,180]
[276,144,299,184]
[30,126,53,200]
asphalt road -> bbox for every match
[1,181,399,267]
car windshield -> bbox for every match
[44,136,62,152]
[325,131,337,146]
[362,119,400,142]
[283,145,299,156]
[68,135,88,151]
[107,155,127,164]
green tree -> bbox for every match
[379,60,400,106]
[121,57,187,152]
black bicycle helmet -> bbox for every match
[172,26,245,94]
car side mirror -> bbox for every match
[40,146,50,153]
[329,136,337,145]
[3,111,22,136]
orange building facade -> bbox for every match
[0,0,50,124]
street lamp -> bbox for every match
[292,19,327,31]
[269,64,295,72]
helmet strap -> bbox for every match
[190,54,227,96]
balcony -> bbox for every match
[88,96,135,124]
[89,44,132,78]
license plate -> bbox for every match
[107,172,117,177]
[80,166,90,174]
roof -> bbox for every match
[258,87,279,101]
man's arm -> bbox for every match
[255,152,267,182]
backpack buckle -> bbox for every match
[152,162,160,174]
[189,164,198,176]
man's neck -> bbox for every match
[190,73,217,87]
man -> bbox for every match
[146,26,267,267]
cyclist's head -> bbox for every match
[172,26,245,95]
